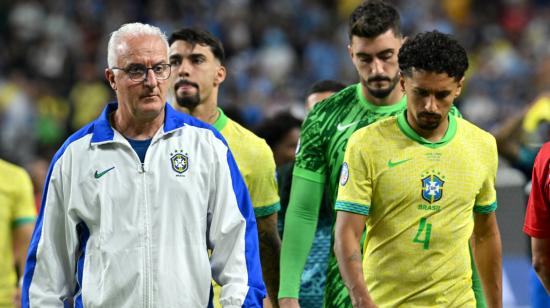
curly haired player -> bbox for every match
[334,31,502,307]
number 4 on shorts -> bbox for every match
[413,217,432,250]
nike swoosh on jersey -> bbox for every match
[94,166,115,179]
[387,158,412,168]
[336,121,359,131]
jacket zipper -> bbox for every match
[140,161,153,308]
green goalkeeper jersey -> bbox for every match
[294,84,408,206]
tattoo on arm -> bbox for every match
[347,249,362,263]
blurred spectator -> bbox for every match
[69,61,111,131]
[305,79,347,112]
[255,111,301,165]
[33,81,70,152]
[494,94,550,177]
[27,157,49,212]
[0,70,36,166]
[254,110,302,228]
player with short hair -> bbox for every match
[168,27,281,307]
[334,30,502,307]
[305,80,347,112]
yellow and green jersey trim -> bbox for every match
[397,110,457,148]
[12,216,35,229]
[474,201,497,214]
[212,107,229,131]
[357,84,407,113]
[254,201,281,217]
[334,201,370,216]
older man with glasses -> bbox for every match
[21,22,265,308]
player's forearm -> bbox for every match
[278,207,318,298]
[257,214,281,307]
[335,245,372,307]
[493,107,527,162]
[533,256,550,294]
[473,214,502,308]
[474,234,502,307]
[260,248,280,308]
[531,238,550,293]
[14,224,34,275]
[334,214,373,307]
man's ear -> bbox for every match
[455,76,465,97]
[105,68,117,91]
[214,65,226,86]
[400,73,406,93]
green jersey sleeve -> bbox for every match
[278,174,324,299]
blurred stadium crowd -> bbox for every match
[1,0,550,196]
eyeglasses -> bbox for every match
[111,63,171,82]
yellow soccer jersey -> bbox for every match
[211,108,280,307]
[0,159,36,307]
[213,108,280,216]
[336,111,497,307]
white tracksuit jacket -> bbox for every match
[22,103,266,307]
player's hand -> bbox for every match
[13,287,22,308]
[278,297,300,308]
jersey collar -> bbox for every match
[397,109,457,148]
[163,103,187,132]
[356,83,407,113]
[91,102,186,143]
[90,102,117,143]
[212,108,228,131]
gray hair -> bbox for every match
[107,22,169,68]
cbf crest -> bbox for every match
[170,150,189,175]
[340,162,349,186]
[421,171,445,203]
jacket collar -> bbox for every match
[91,102,186,144]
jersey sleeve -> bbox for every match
[247,141,280,217]
[293,108,327,183]
[12,167,36,228]
[278,108,329,298]
[335,132,371,216]
[278,175,324,299]
[524,143,550,238]
[473,137,498,214]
